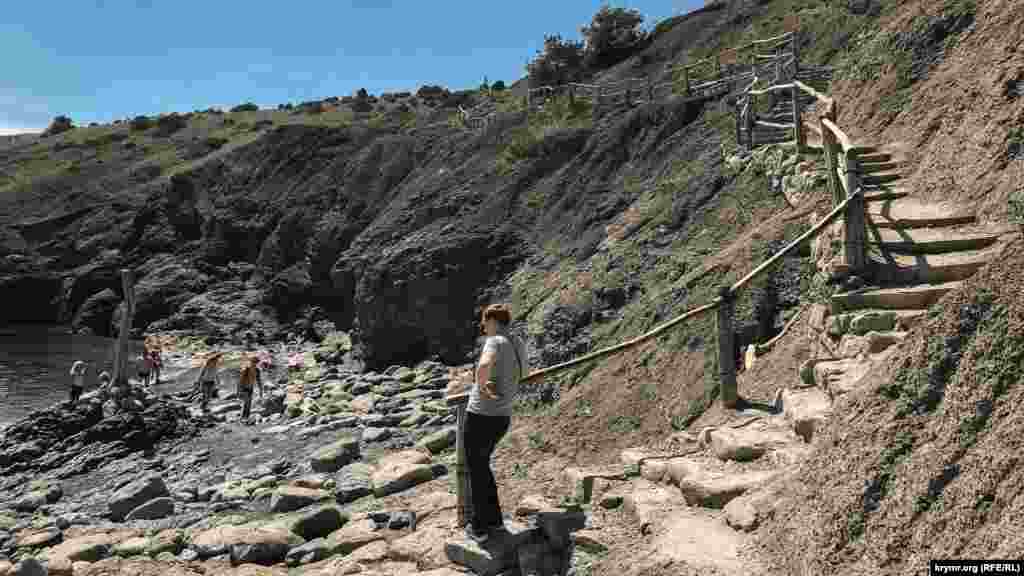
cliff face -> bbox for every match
[0,1,769,371]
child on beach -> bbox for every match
[69,360,87,403]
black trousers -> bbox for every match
[240,389,253,419]
[69,386,82,403]
[464,411,511,531]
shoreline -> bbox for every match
[0,331,498,575]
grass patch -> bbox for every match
[608,415,641,434]
[494,93,591,175]
[847,429,915,542]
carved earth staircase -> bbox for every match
[557,65,1018,575]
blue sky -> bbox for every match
[0,1,702,133]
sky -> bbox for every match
[0,1,704,133]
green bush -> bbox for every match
[230,102,259,113]
[1007,161,1024,227]
[528,34,585,87]
[492,80,506,91]
[154,113,188,136]
[42,115,74,137]
[129,115,153,131]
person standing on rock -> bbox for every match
[150,346,162,386]
[69,360,87,403]
[464,303,527,543]
[138,352,153,386]
[236,355,263,422]
[197,352,223,412]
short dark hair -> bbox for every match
[481,303,513,327]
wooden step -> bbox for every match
[831,280,963,313]
[867,245,1000,284]
[859,160,902,173]
[868,226,1001,254]
[861,170,902,185]
[857,152,894,164]
[866,197,976,229]
[862,189,910,201]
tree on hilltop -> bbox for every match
[580,5,647,70]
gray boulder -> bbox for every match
[108,474,170,521]
[125,497,175,521]
[309,435,360,473]
[334,462,374,504]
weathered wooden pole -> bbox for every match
[647,79,654,103]
[792,29,801,75]
[682,66,690,96]
[734,100,743,148]
[746,99,756,150]
[716,287,737,409]
[625,78,633,107]
[844,153,866,272]
[821,117,840,207]
[792,84,804,152]
[112,269,135,387]
[593,85,601,118]
[454,400,472,526]
[568,85,575,107]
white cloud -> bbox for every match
[0,127,43,136]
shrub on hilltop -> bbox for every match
[42,115,74,137]
[580,5,648,70]
[231,102,260,112]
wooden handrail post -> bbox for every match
[683,66,691,96]
[112,269,135,387]
[792,84,804,152]
[568,85,575,108]
[593,85,601,118]
[791,29,800,75]
[647,79,654,102]
[821,116,840,206]
[626,78,633,107]
[716,287,738,409]
[746,99,756,150]
[844,154,866,272]
[454,401,472,526]
[734,100,742,148]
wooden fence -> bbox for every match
[459,31,800,131]
[445,28,870,526]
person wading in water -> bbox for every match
[69,360,87,403]
[197,352,224,412]
[236,355,263,422]
[464,303,527,543]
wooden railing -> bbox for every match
[459,31,800,131]
[442,27,879,527]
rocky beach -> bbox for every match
[0,336,588,576]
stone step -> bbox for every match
[809,358,874,398]
[861,170,902,185]
[866,196,976,229]
[868,245,1000,285]
[637,459,778,510]
[702,422,800,463]
[826,309,927,337]
[831,280,963,313]
[777,387,833,443]
[868,227,1002,254]
[837,330,908,357]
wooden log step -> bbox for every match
[858,160,902,173]
[868,247,996,285]
[831,280,963,313]
[866,196,976,229]
[861,170,902,185]
[856,152,894,164]
[868,226,1002,254]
